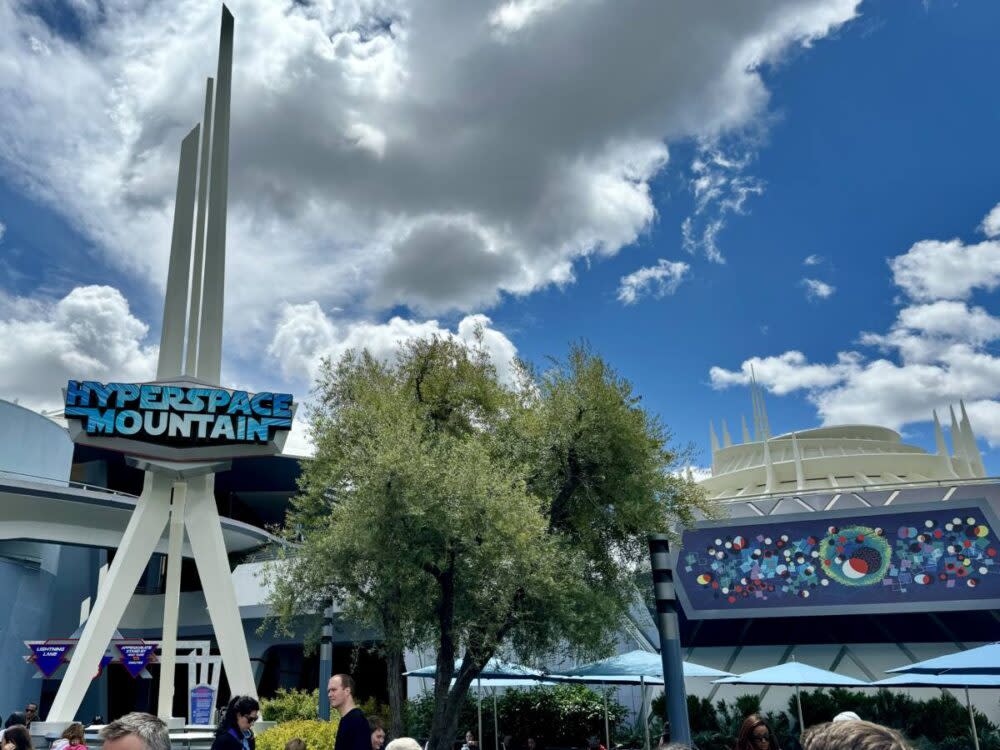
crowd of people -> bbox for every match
[0,680,933,750]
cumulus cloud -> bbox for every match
[617,259,689,304]
[889,238,1000,301]
[980,202,1000,239]
[0,0,861,347]
[803,253,823,265]
[0,285,157,410]
[711,212,1000,446]
[801,277,835,300]
[267,302,519,387]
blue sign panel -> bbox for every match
[30,643,70,678]
[675,501,1000,619]
[190,684,216,725]
[117,643,157,678]
[64,381,293,447]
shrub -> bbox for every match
[256,719,338,750]
[261,689,320,722]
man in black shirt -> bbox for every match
[329,674,370,750]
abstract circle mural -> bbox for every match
[679,505,1000,614]
[818,526,891,586]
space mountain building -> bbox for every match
[665,381,1000,718]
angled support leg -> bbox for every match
[184,474,257,697]
[158,480,188,718]
[46,472,173,721]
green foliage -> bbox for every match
[266,335,711,750]
[407,685,627,747]
[255,719,338,750]
[261,689,319,723]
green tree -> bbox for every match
[266,335,711,750]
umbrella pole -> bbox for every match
[966,687,981,750]
[478,679,483,750]
[603,687,611,750]
[493,691,499,750]
[795,685,805,739]
[642,675,650,750]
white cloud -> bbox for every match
[709,350,856,395]
[803,253,823,265]
[0,285,157,410]
[801,277,835,300]
[0,0,861,350]
[889,238,1000,301]
[0,220,5,243]
[267,302,519,387]
[980,202,1000,239]
[617,259,690,304]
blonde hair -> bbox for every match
[802,721,913,750]
[386,739,422,750]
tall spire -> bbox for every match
[763,435,776,493]
[710,420,720,453]
[960,400,987,477]
[721,419,733,448]
[741,414,751,443]
[950,405,973,478]
[759,385,771,439]
[933,410,959,478]
[750,366,761,441]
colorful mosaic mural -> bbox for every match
[678,505,1000,613]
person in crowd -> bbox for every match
[385,740,421,750]
[23,706,37,729]
[586,736,606,750]
[286,740,307,750]
[2,726,32,750]
[51,723,88,750]
[735,715,780,750]
[369,717,386,750]
[212,695,261,750]
[99,713,170,750]
[801,720,912,750]
[92,717,106,727]
[328,674,369,750]
[525,738,538,750]
[501,736,515,750]
[0,714,28,744]
[460,732,478,750]
[830,712,860,723]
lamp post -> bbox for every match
[648,534,692,746]
[318,605,334,720]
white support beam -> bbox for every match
[158,481,188,719]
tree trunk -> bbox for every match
[386,644,406,739]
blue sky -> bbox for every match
[2,0,1000,470]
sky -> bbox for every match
[2,0,1000,472]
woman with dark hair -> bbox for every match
[735,715,780,750]
[1,726,33,750]
[212,695,261,750]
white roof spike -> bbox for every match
[932,410,948,456]
[710,420,720,453]
[749,366,762,441]
[763,434,775,493]
[949,405,964,458]
[960,400,986,477]
[741,414,751,443]
[759,386,772,439]
[721,419,733,448]
[791,432,805,491]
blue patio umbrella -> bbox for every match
[404,659,551,750]
[713,661,869,737]
[886,642,1000,675]
[551,650,734,750]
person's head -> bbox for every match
[2,726,31,750]
[802,721,913,750]
[587,738,600,750]
[385,740,421,750]
[659,745,693,750]
[327,674,357,715]
[23,705,37,725]
[285,740,307,750]
[736,715,777,750]
[465,732,477,746]
[502,737,513,749]
[100,713,170,750]
[369,716,386,750]
[4,714,26,730]
[62,723,87,745]
[831,712,861,723]
[526,739,537,750]
[218,696,261,736]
